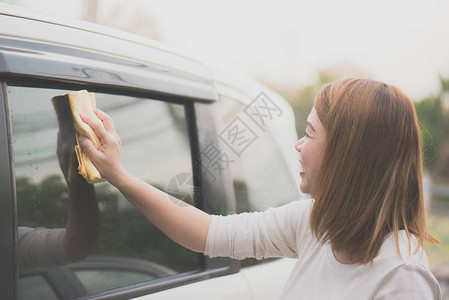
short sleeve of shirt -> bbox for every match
[18,227,75,269]
[204,199,313,260]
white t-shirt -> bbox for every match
[204,199,441,299]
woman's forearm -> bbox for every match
[64,182,100,259]
[113,170,211,253]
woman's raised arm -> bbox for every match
[78,109,211,253]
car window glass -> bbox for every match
[18,275,58,300]
[217,96,299,212]
[74,269,156,294]
[9,86,198,298]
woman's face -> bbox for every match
[295,108,326,195]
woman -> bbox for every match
[78,78,441,299]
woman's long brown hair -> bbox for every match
[310,78,438,264]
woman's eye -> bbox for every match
[304,131,310,138]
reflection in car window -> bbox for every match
[18,275,58,300]
[10,86,198,298]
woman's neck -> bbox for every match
[332,249,358,264]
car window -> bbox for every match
[217,96,299,212]
[9,86,198,298]
[74,269,155,294]
[18,275,58,300]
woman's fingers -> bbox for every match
[78,135,96,156]
[80,112,110,144]
[94,109,115,132]
[93,109,121,145]
[78,110,123,183]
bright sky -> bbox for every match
[4,0,449,99]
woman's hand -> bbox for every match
[78,109,124,185]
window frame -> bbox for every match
[0,81,17,300]
[5,80,240,299]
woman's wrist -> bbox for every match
[106,167,132,190]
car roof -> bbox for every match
[0,3,282,106]
[0,3,197,67]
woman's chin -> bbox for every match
[300,182,309,194]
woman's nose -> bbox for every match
[295,137,304,152]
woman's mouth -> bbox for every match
[299,160,305,176]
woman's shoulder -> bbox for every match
[374,230,430,269]
[372,257,441,299]
[270,199,315,241]
[269,199,314,221]
[367,231,441,298]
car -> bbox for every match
[0,4,304,299]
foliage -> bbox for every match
[414,76,449,181]
[16,175,68,228]
[414,96,444,168]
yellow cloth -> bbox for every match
[68,90,105,184]
[52,90,105,184]
[51,95,80,183]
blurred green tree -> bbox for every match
[280,72,336,138]
[414,96,443,169]
[414,75,449,181]
[16,175,68,228]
